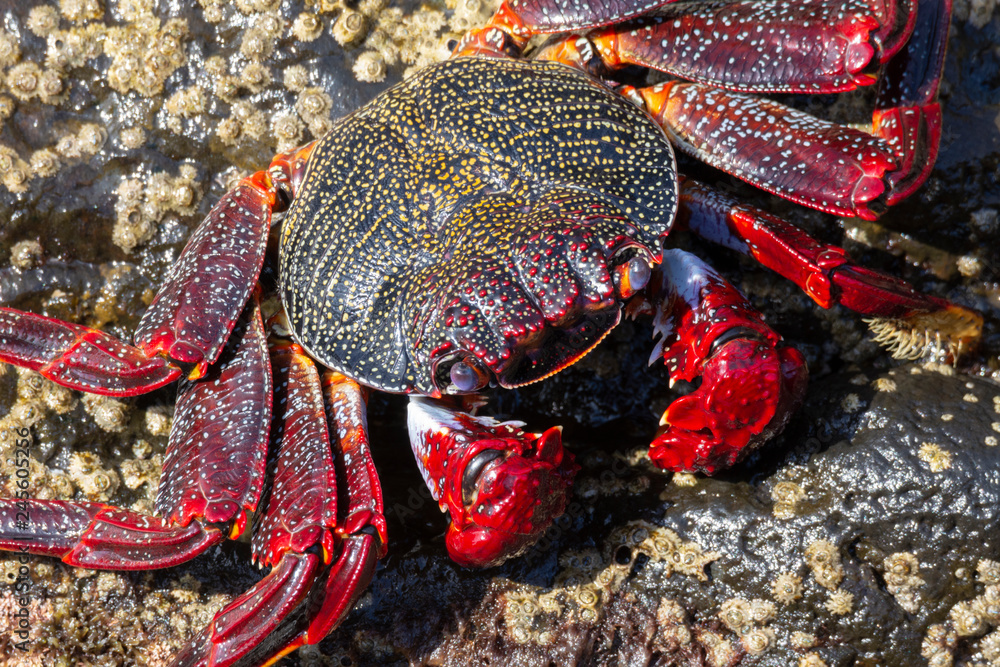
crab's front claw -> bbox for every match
[651,339,807,475]
[408,397,578,568]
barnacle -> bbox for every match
[295,87,333,124]
[805,539,844,590]
[7,62,42,101]
[978,559,1000,585]
[231,101,267,141]
[240,27,274,62]
[165,86,206,118]
[82,394,130,433]
[214,76,242,103]
[950,600,988,638]
[283,64,309,92]
[240,63,272,93]
[772,572,803,605]
[0,30,22,68]
[0,146,30,194]
[37,68,66,105]
[884,552,922,588]
[921,623,957,664]
[672,472,697,487]
[55,132,83,159]
[790,631,817,650]
[27,6,61,38]
[332,10,367,46]
[216,116,244,146]
[741,627,774,654]
[799,654,827,667]
[27,149,59,180]
[0,97,14,120]
[9,240,43,271]
[981,630,1000,663]
[59,0,104,23]
[697,629,736,667]
[119,126,146,150]
[77,123,107,156]
[919,442,953,472]
[748,599,776,624]
[771,480,805,518]
[825,589,854,616]
[353,50,387,83]
[718,598,752,634]
[292,13,323,42]
[272,112,304,152]
[68,452,120,502]
[42,382,75,414]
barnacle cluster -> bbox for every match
[104,17,188,97]
[113,165,201,252]
[67,451,120,502]
[883,552,924,614]
[500,520,718,646]
[717,597,776,655]
[771,480,805,519]
[804,539,844,591]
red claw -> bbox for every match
[650,340,807,475]
[408,397,578,568]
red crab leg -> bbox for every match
[407,396,577,568]
[0,303,277,569]
[677,179,982,360]
[133,170,281,381]
[156,298,272,538]
[627,250,808,475]
[625,81,898,220]
[874,0,951,205]
[454,0,679,57]
[585,0,905,94]
[172,349,385,667]
[0,501,222,568]
[0,307,180,396]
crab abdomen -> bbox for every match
[280,57,677,395]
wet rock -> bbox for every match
[0,1,998,667]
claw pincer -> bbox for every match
[407,396,577,568]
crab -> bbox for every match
[0,0,985,664]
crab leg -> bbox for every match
[0,302,273,568]
[0,501,223,568]
[629,249,808,474]
[677,179,982,361]
[0,308,180,396]
[407,396,576,567]
[874,0,951,205]
[172,347,385,667]
[133,171,279,380]
[156,299,273,538]
[625,81,898,220]
[585,0,916,94]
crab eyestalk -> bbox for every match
[407,396,577,568]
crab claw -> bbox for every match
[650,338,807,475]
[408,397,578,568]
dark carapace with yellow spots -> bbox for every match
[280,57,677,397]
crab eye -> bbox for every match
[611,254,652,299]
[449,356,490,393]
[462,449,504,505]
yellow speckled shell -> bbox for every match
[280,57,677,394]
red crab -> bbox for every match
[0,0,983,665]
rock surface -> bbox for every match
[0,1,998,666]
